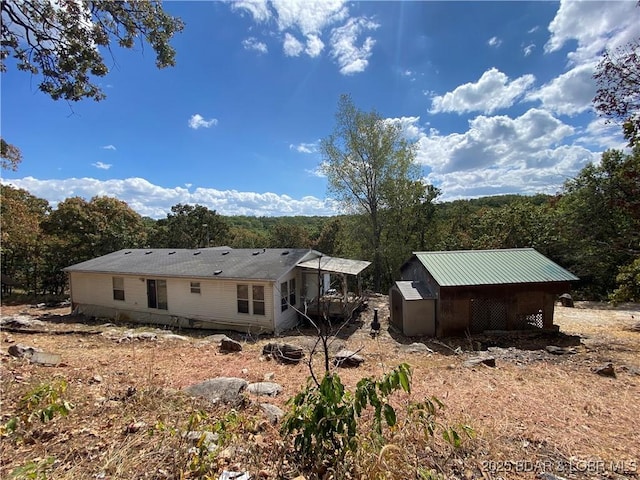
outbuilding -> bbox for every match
[390,248,578,337]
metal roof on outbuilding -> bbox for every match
[297,255,371,275]
[411,248,579,287]
[64,248,314,281]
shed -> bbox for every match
[391,248,578,337]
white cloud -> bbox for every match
[283,32,303,56]
[329,17,379,75]
[525,62,597,116]
[488,36,502,47]
[242,37,268,54]
[92,162,112,170]
[270,0,348,35]
[430,68,535,114]
[545,0,640,64]
[388,111,598,201]
[523,43,535,57]
[290,142,318,154]
[305,34,324,57]
[188,114,218,130]
[1,176,338,218]
[528,26,539,34]
[230,0,271,23]
[101,144,116,151]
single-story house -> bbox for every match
[64,247,370,333]
[389,248,578,337]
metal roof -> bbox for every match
[412,248,579,287]
[394,281,435,300]
[64,248,314,281]
[297,255,371,276]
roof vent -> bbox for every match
[252,251,260,255]
[168,251,176,255]
[193,251,201,256]
[222,251,229,255]
[281,250,289,255]
[124,251,132,255]
[145,251,153,255]
[214,270,222,275]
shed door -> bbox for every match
[470,298,507,333]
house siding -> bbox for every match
[69,271,275,332]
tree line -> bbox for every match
[2,144,638,302]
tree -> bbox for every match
[151,203,229,249]
[1,0,184,102]
[320,94,421,291]
[1,138,22,170]
[594,38,640,146]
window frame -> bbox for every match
[112,277,125,301]
[190,281,201,294]
[289,278,296,307]
[237,284,249,314]
[280,281,288,312]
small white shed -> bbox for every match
[389,280,436,336]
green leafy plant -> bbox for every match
[281,363,412,468]
[10,456,55,479]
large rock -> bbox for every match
[333,349,364,368]
[220,337,243,353]
[593,362,616,378]
[463,356,496,368]
[259,403,285,424]
[247,382,282,396]
[8,343,42,359]
[262,343,304,364]
[546,345,577,355]
[183,377,248,405]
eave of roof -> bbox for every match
[412,248,579,287]
[297,255,371,275]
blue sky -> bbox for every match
[2,0,639,218]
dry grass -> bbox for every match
[1,299,639,479]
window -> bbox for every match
[190,281,201,294]
[289,278,296,307]
[253,285,265,315]
[237,284,249,314]
[237,284,265,315]
[281,281,288,311]
[113,277,125,301]
[147,279,168,310]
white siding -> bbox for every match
[69,272,275,331]
[273,271,300,332]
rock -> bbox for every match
[262,343,304,364]
[247,382,282,396]
[263,372,275,381]
[183,377,248,405]
[559,293,574,307]
[125,421,147,434]
[220,337,243,353]
[30,351,61,366]
[463,356,496,368]
[399,342,434,354]
[259,403,285,424]
[218,472,250,480]
[333,349,365,368]
[593,362,616,378]
[8,343,42,359]
[185,431,219,452]
[161,333,190,342]
[546,345,577,355]
[0,316,46,328]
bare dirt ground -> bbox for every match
[1,297,639,479]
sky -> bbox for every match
[2,0,639,218]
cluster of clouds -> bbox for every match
[2,176,338,218]
[231,0,379,75]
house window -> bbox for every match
[147,279,168,310]
[190,281,201,294]
[237,284,249,314]
[253,285,265,315]
[289,278,296,306]
[281,281,288,311]
[113,277,125,301]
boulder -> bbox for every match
[259,403,285,424]
[545,345,577,355]
[183,377,248,405]
[247,382,282,396]
[262,343,304,364]
[593,362,616,378]
[333,349,364,368]
[220,337,243,353]
[8,343,42,359]
[463,356,496,368]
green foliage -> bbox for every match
[3,378,74,437]
[610,257,640,303]
[1,0,184,102]
[281,364,412,467]
[149,203,229,248]
[10,456,55,480]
